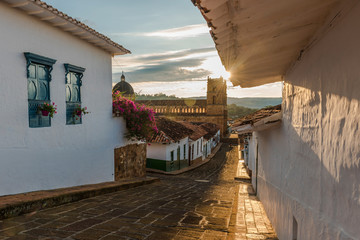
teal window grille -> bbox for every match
[64,64,85,125]
[25,53,56,128]
[183,144,186,160]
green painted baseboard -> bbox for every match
[146,158,189,172]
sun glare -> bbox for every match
[201,56,230,80]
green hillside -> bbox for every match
[227,97,282,109]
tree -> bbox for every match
[227,104,257,119]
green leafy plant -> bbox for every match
[112,91,158,141]
[38,102,57,118]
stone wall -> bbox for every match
[114,144,147,180]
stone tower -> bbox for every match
[206,77,228,136]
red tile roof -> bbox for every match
[3,0,130,55]
[148,118,221,143]
[148,117,193,143]
[177,121,208,141]
[232,105,281,128]
[188,122,220,140]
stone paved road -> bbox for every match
[0,144,277,240]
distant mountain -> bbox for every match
[228,97,282,109]
[135,94,282,109]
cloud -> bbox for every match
[112,47,281,98]
[112,24,210,39]
[112,47,217,70]
[143,24,210,39]
[113,57,211,83]
[140,47,216,62]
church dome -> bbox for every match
[113,72,134,96]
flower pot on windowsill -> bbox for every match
[41,110,49,116]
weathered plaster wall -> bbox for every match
[114,144,146,180]
[147,143,167,160]
[0,3,126,196]
[166,138,189,161]
[252,3,360,239]
[190,138,203,161]
[147,137,189,161]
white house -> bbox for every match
[194,0,360,239]
[147,117,192,172]
[0,0,130,196]
[190,122,220,158]
[178,121,207,164]
[147,118,221,172]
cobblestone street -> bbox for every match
[0,144,277,240]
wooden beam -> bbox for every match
[28,9,44,15]
[53,21,67,27]
[63,26,77,31]
[73,31,86,35]
[10,1,29,8]
[40,15,56,21]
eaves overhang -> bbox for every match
[192,0,355,88]
[2,0,131,56]
[233,112,282,134]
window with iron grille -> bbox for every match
[183,144,186,160]
[25,53,56,128]
[64,64,85,125]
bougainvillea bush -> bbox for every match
[113,91,158,141]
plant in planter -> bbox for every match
[38,102,57,118]
[112,91,158,141]
[72,106,89,120]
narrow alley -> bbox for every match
[0,144,277,240]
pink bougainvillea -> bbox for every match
[112,91,158,141]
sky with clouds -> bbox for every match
[45,0,282,98]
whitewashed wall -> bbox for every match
[203,140,210,157]
[0,2,127,196]
[190,137,203,160]
[147,143,167,160]
[147,137,189,161]
[253,3,360,239]
[247,136,256,172]
[166,138,188,161]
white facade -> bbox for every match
[203,130,220,158]
[147,137,189,161]
[190,137,203,161]
[0,2,127,196]
[147,143,167,160]
[203,139,211,158]
[247,4,360,239]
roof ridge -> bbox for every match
[28,0,130,54]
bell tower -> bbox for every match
[206,77,228,136]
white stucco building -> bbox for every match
[191,122,221,159]
[179,121,208,164]
[147,118,221,172]
[146,117,192,172]
[194,0,360,239]
[0,0,130,196]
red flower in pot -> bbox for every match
[38,102,57,118]
[72,106,89,120]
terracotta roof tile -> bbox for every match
[148,117,193,143]
[194,122,220,140]
[232,105,281,127]
[177,121,208,141]
[7,0,130,55]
